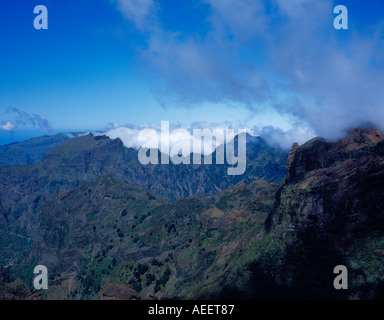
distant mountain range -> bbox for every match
[0,132,87,166]
[1,127,384,300]
[0,132,287,266]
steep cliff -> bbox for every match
[260,127,384,299]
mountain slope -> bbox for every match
[0,133,287,265]
[26,176,278,299]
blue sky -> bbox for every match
[0,0,384,146]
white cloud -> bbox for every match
[205,0,267,40]
[115,0,156,30]
[104,125,145,149]
[103,122,251,155]
[252,124,316,149]
[4,108,52,132]
[0,121,16,132]
[114,0,384,142]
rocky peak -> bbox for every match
[286,142,299,182]
[285,127,384,183]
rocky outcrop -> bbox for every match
[99,283,144,300]
[285,128,384,184]
[262,127,384,299]
[279,127,384,228]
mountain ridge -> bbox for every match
[0,132,288,266]
[2,127,384,299]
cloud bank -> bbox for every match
[104,121,250,154]
[115,0,384,140]
[103,119,315,151]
